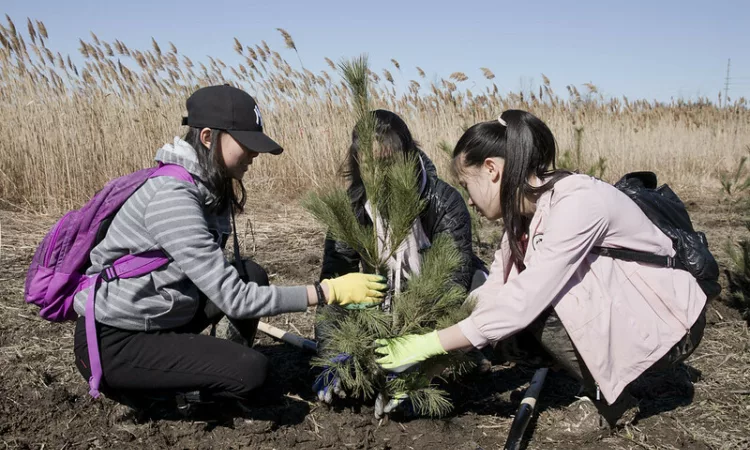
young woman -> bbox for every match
[72,85,386,411]
[315,109,487,410]
[374,110,707,427]
[319,109,486,288]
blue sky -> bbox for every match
[5,0,750,102]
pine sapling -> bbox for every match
[305,56,475,417]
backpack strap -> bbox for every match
[152,162,195,184]
[231,202,249,281]
[81,250,172,397]
[592,247,686,271]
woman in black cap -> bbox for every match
[72,85,386,413]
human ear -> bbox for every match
[199,128,213,148]
[484,158,502,182]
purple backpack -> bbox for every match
[24,163,194,398]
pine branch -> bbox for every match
[435,297,476,330]
[393,234,465,333]
[338,55,370,118]
[339,55,387,271]
[302,188,380,269]
[408,387,453,417]
[388,377,454,417]
[314,304,396,399]
[381,153,425,256]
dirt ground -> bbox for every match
[1,191,749,450]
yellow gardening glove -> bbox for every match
[374,331,447,373]
[321,273,387,307]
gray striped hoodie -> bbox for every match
[73,137,308,331]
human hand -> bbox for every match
[321,273,387,307]
[374,331,447,373]
[312,353,351,404]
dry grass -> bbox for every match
[0,15,748,212]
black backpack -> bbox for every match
[592,172,721,301]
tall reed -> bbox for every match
[0,15,748,211]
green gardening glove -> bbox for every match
[321,273,387,307]
[374,331,447,373]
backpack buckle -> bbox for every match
[100,266,119,282]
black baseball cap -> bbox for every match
[182,85,283,155]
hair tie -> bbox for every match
[497,116,507,127]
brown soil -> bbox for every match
[1,192,749,450]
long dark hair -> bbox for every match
[184,127,246,214]
[452,110,570,268]
[344,109,421,211]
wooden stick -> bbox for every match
[256,321,318,353]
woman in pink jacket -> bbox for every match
[374,110,707,428]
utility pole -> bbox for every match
[724,58,731,107]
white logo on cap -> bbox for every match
[254,105,262,127]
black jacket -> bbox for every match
[320,152,486,290]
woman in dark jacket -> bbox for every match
[315,110,486,410]
[320,109,486,289]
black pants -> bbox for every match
[73,260,270,404]
[495,306,707,401]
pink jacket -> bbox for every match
[458,174,706,403]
